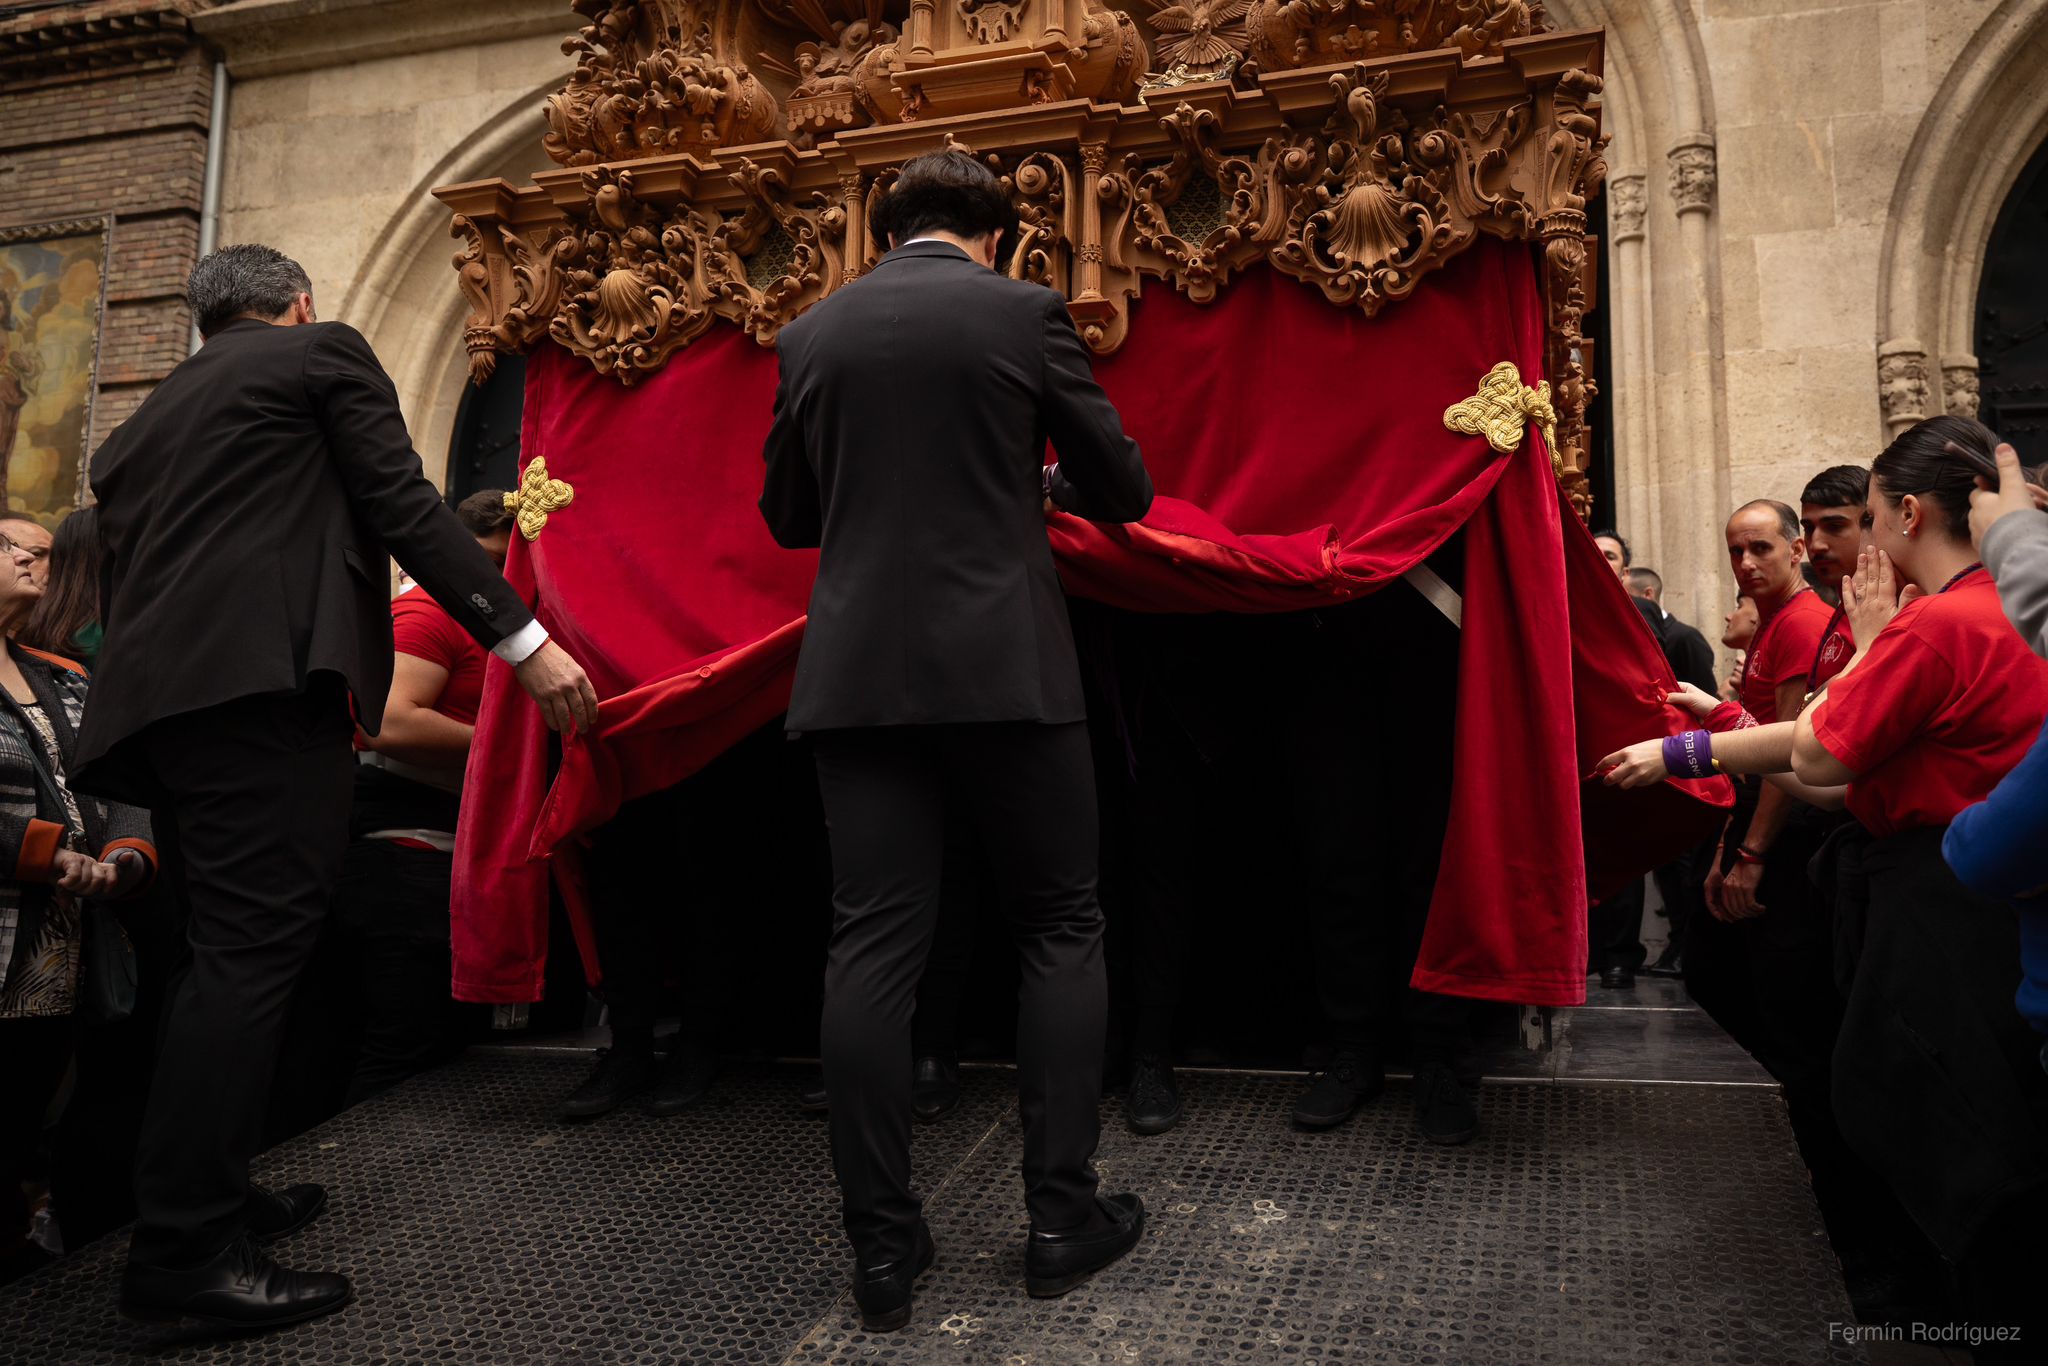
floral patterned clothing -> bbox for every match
[0,647,155,1019]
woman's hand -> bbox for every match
[1841,546,1921,650]
[1667,683,1719,719]
[51,848,119,898]
[1596,738,1669,789]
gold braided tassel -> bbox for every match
[1443,362,1560,474]
[504,456,575,542]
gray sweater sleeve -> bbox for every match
[1981,509,2048,660]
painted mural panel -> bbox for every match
[0,221,108,527]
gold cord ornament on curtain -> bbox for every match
[504,457,575,542]
[1443,362,1560,475]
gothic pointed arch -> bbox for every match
[1876,0,2048,441]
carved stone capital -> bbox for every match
[1942,353,1981,419]
[1609,173,1647,241]
[1667,136,1716,217]
[1877,338,1931,435]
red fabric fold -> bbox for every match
[450,241,1730,1008]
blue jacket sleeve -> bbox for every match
[1943,716,2048,899]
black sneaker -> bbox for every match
[1412,1063,1478,1145]
[642,1042,717,1116]
[1124,1055,1184,1136]
[1291,1050,1384,1129]
[557,1048,658,1120]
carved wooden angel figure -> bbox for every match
[1146,0,1252,81]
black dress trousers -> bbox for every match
[811,720,1107,1266]
[127,684,355,1269]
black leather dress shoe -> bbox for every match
[558,1048,659,1120]
[911,1056,960,1123]
[1124,1056,1183,1136]
[797,1073,829,1113]
[1644,952,1684,978]
[1290,1051,1384,1130]
[1599,966,1637,990]
[642,1043,717,1116]
[1026,1193,1145,1298]
[120,1237,352,1332]
[246,1183,327,1244]
[852,1219,935,1332]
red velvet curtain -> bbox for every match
[452,240,1730,1009]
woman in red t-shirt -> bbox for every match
[1602,418,2048,1330]
[1796,417,2048,1333]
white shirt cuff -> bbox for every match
[492,618,549,666]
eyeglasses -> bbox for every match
[0,532,48,562]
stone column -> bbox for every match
[1942,353,1981,419]
[1666,132,1724,629]
[1607,172,1653,552]
[1876,338,1931,438]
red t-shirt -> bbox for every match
[390,585,487,725]
[1741,590,1842,723]
[1808,569,2048,836]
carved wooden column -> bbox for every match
[908,0,935,58]
[1075,142,1107,304]
[839,172,867,282]
[1534,68,1607,518]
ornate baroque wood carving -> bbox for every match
[442,2,1607,506]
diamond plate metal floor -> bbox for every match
[0,1056,1862,1365]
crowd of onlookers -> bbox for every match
[0,490,520,1285]
[1593,415,2048,1353]
[7,413,2046,1348]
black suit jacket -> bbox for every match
[1631,596,1719,694]
[75,318,533,799]
[760,242,1153,731]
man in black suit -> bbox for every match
[1621,566,1720,978]
[76,245,597,1330]
[759,152,1154,1330]
[1624,566,1717,693]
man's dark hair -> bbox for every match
[1731,498,1800,542]
[1625,566,1663,600]
[454,488,514,538]
[188,244,313,338]
[1872,414,2001,542]
[1591,529,1630,566]
[1799,464,1870,510]
[868,151,1015,251]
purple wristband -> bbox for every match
[1661,729,1714,779]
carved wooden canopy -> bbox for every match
[435,1,1607,509]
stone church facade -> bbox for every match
[4,0,2044,640]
